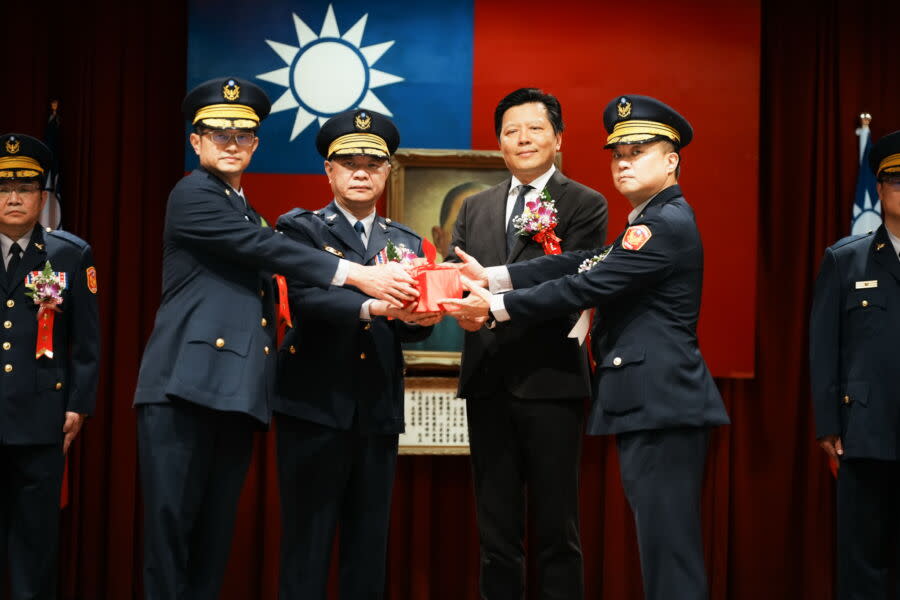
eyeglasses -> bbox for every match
[0,184,41,200]
[203,131,256,147]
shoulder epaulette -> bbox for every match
[831,232,873,251]
[46,229,89,249]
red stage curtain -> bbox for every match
[4,1,900,598]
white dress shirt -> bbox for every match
[0,230,33,269]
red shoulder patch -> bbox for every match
[86,267,98,294]
[621,225,652,251]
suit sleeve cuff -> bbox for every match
[490,293,511,322]
[332,259,350,286]
[486,266,513,293]
[359,299,374,321]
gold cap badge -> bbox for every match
[354,112,372,131]
[617,98,632,119]
[222,79,241,102]
[5,138,20,154]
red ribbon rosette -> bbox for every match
[532,227,563,255]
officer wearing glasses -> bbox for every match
[133,77,418,600]
[811,129,900,599]
[0,133,100,600]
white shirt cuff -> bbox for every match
[490,293,511,322]
[359,299,374,321]
[332,259,350,286]
[486,266,513,293]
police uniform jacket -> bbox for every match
[0,226,99,444]
[273,202,431,435]
[449,169,607,400]
[810,225,900,460]
[134,167,341,423]
[504,184,729,435]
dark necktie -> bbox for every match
[353,221,366,248]
[506,184,532,252]
[7,243,22,286]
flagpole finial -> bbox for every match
[860,112,872,127]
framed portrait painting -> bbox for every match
[387,149,509,371]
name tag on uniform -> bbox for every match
[855,280,878,289]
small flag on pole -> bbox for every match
[851,112,881,235]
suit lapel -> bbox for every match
[507,171,570,264]
[365,216,389,265]
[323,201,366,260]
[872,226,900,284]
[10,227,49,293]
[491,178,512,264]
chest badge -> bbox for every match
[323,245,344,258]
[855,280,878,289]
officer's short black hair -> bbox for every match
[494,88,564,138]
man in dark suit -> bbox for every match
[133,79,419,600]
[810,130,900,598]
[447,88,607,599]
[0,134,99,600]
[445,95,730,600]
[273,109,438,599]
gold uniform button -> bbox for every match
[215,338,225,348]
[289,345,297,354]
[264,346,270,355]
[259,289,265,297]
[3,321,11,329]
[843,395,851,405]
[360,352,367,360]
[5,299,13,308]
[2,342,9,350]
[261,318,268,327]
[861,300,869,307]
[363,323,372,331]
[612,357,623,367]
[55,382,63,390]
[4,364,12,373]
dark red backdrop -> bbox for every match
[4,1,900,598]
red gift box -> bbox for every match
[410,263,463,312]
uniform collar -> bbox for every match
[886,226,900,256]
[0,228,34,260]
[333,200,376,237]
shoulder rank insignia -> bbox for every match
[326,213,338,222]
[86,267,98,293]
[323,245,344,258]
[34,243,44,250]
[622,224,652,251]
[384,218,392,224]
[876,242,886,251]
[378,221,388,231]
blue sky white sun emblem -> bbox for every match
[256,3,404,141]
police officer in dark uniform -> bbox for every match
[0,133,99,600]
[444,95,730,600]
[273,109,438,600]
[810,130,900,598]
[134,79,418,600]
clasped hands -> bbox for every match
[353,248,495,329]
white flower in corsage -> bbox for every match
[578,247,612,273]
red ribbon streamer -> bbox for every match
[273,274,292,348]
[36,306,55,359]
[533,227,562,255]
